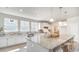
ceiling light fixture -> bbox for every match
[59,7,63,20]
[49,8,54,22]
[49,18,54,22]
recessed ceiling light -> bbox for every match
[49,18,54,22]
[19,9,23,12]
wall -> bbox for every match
[67,16,79,42]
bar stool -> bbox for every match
[71,41,79,52]
[62,41,75,52]
[53,46,63,52]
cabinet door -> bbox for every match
[7,36,16,46]
[15,36,26,44]
[0,37,7,48]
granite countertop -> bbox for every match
[27,33,74,49]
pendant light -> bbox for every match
[59,7,63,20]
[59,7,67,26]
[49,7,54,22]
[49,18,54,22]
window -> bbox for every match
[4,18,18,32]
[20,20,29,32]
[31,22,40,32]
[4,17,40,33]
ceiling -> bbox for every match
[0,7,79,21]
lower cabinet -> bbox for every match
[15,36,26,44]
[0,37,7,48]
[0,35,27,48]
[7,37,16,46]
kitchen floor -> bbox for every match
[0,41,79,52]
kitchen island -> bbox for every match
[27,33,74,52]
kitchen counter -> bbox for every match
[27,33,74,52]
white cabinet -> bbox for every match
[7,36,16,46]
[0,37,7,48]
[0,35,27,48]
[7,35,26,46]
[15,35,26,44]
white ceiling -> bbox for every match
[0,7,79,21]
